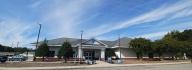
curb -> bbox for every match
[0,62,191,70]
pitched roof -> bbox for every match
[34,37,132,48]
[46,38,87,46]
[114,37,132,48]
[82,38,107,46]
[100,40,116,47]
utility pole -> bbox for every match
[11,42,14,48]
[16,42,19,48]
[34,24,41,61]
[15,42,19,54]
[80,30,83,64]
[36,24,42,49]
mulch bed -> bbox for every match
[123,59,190,64]
[0,61,85,67]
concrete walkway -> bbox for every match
[0,61,190,70]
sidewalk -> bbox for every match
[0,61,190,70]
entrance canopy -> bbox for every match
[77,38,106,60]
[80,38,108,49]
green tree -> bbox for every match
[185,42,192,61]
[178,29,192,42]
[105,48,116,58]
[176,29,192,61]
[145,41,154,59]
[130,38,151,60]
[0,44,5,52]
[162,31,186,60]
[58,41,74,63]
[0,44,14,52]
[35,39,49,61]
[152,40,166,60]
[14,47,28,54]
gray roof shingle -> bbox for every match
[34,37,132,48]
[113,37,132,48]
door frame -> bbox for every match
[83,50,95,60]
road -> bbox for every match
[44,64,192,70]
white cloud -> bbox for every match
[134,31,168,39]
[168,8,192,20]
[1,0,102,48]
[86,0,192,38]
[133,21,192,39]
[1,0,192,48]
[29,0,42,8]
[40,0,101,39]
[0,19,36,48]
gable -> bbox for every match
[82,38,107,46]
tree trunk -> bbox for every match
[64,57,67,63]
[43,56,44,61]
[136,52,140,59]
[171,56,174,60]
[159,55,164,61]
[33,56,36,61]
[191,59,192,63]
[58,56,61,61]
[158,54,162,61]
[140,56,143,61]
[148,53,154,59]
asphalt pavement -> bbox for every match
[48,63,192,70]
[0,62,191,70]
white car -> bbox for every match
[8,55,27,61]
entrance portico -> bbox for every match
[77,38,107,61]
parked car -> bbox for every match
[8,55,27,61]
[0,55,7,63]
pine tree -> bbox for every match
[35,39,49,61]
[58,41,74,63]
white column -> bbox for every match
[101,48,105,60]
[78,47,82,59]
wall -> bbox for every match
[114,48,137,58]
[49,46,78,57]
[49,46,59,57]
[114,48,175,59]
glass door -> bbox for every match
[84,51,95,60]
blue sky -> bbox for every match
[0,0,192,48]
